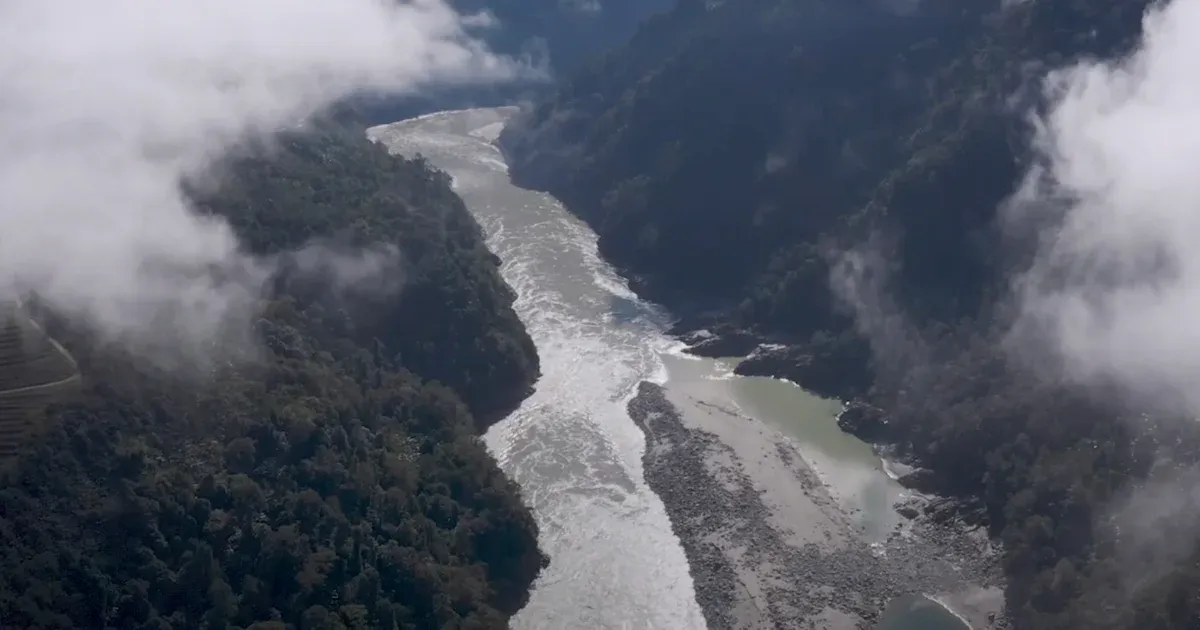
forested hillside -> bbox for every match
[350,0,672,124]
[500,0,1200,628]
[450,0,671,72]
[502,0,1148,366]
[0,128,546,629]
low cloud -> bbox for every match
[0,0,516,369]
[830,240,927,385]
[1005,0,1200,414]
[1001,0,1200,599]
[823,1,1200,597]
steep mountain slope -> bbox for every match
[0,310,80,460]
[452,0,673,72]
[498,1,1200,628]
[351,0,674,123]
[500,0,996,402]
[0,128,545,630]
[200,128,540,425]
[501,0,1148,395]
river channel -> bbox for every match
[367,107,972,630]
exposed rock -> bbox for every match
[836,401,893,443]
[682,325,761,358]
[897,469,944,495]
[893,495,930,521]
[735,341,870,401]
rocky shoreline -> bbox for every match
[628,380,1007,629]
[670,324,874,402]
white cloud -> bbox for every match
[1007,0,1200,412]
[0,0,514,369]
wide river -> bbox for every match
[367,108,968,630]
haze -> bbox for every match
[0,0,512,368]
[1008,0,1200,414]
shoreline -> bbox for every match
[628,379,1006,629]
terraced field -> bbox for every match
[0,304,80,460]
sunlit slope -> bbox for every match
[0,305,79,459]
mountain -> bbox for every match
[500,0,1148,390]
[0,127,546,630]
[498,0,1200,627]
[351,0,674,124]
[0,308,80,461]
[499,0,998,389]
[451,0,674,73]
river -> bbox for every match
[367,107,970,630]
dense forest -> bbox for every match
[0,127,546,629]
[448,0,672,72]
[501,0,1200,628]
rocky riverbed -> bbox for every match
[627,381,1007,629]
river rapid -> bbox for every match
[367,107,973,630]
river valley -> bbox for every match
[367,108,998,629]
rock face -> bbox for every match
[678,325,760,359]
[734,336,873,402]
[836,401,892,444]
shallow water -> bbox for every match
[368,107,969,630]
[661,354,907,540]
[875,595,973,630]
[662,358,972,629]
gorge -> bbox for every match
[493,0,1200,628]
[4,0,1200,628]
[370,107,999,629]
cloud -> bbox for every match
[830,240,927,382]
[1003,1,1200,598]
[0,0,515,370]
[1004,0,1200,413]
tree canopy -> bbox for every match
[0,127,546,630]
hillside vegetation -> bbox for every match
[500,0,1200,628]
[0,127,545,630]
[348,0,673,124]
[449,0,672,73]
[502,0,1147,348]
[0,313,80,460]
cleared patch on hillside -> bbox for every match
[0,307,80,460]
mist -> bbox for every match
[830,239,928,389]
[1006,0,1200,414]
[0,0,515,369]
[997,0,1200,597]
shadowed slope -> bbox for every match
[0,302,80,459]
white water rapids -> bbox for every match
[369,107,709,629]
[368,106,976,630]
